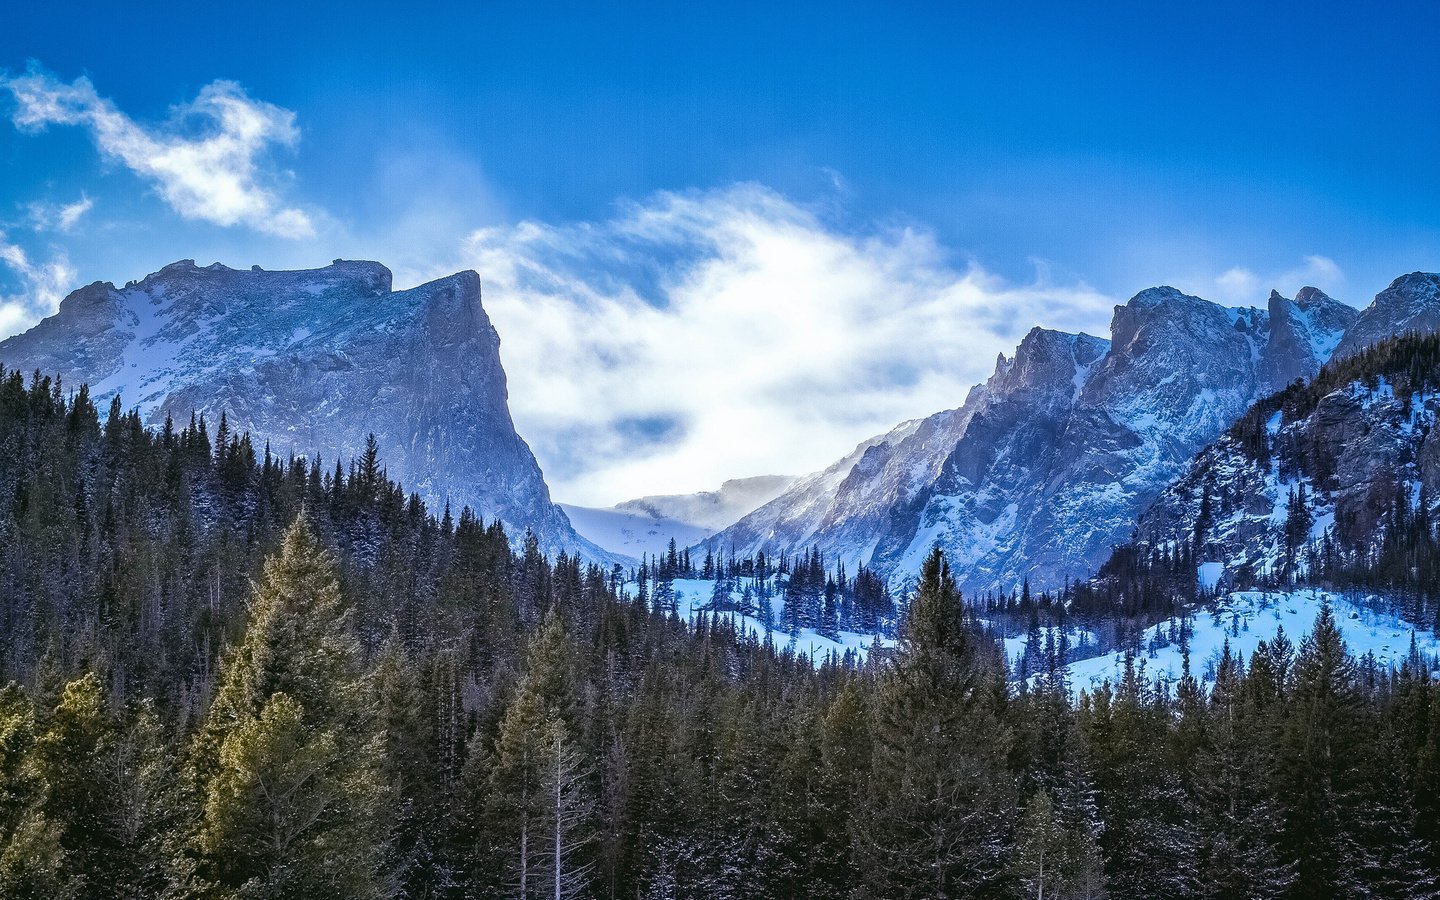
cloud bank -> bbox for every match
[459,185,1118,505]
[2,68,313,238]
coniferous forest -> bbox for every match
[6,365,1440,899]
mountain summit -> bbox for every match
[0,259,605,560]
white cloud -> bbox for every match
[455,184,1118,505]
[27,194,93,232]
[1209,255,1345,306]
[2,68,314,238]
[0,234,75,335]
[57,195,93,231]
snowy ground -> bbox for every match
[1000,625,1099,670]
[666,578,894,664]
[1046,589,1440,696]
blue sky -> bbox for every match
[2,1,1438,502]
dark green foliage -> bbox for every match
[4,367,1440,897]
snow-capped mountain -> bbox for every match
[1133,334,1440,587]
[0,259,607,561]
[706,281,1384,595]
[561,475,796,560]
[616,475,798,531]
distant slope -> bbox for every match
[1016,589,1440,697]
[562,475,795,560]
[1133,331,1440,591]
[708,281,1372,594]
[559,504,714,561]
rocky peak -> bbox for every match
[0,259,609,563]
[1335,272,1440,359]
[986,327,1107,410]
[1260,286,1357,392]
[1293,285,1336,310]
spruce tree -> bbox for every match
[189,514,388,899]
[856,548,1012,898]
[1277,600,1365,896]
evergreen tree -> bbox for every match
[1277,600,1365,896]
[190,515,388,899]
[856,548,1012,898]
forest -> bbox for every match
[4,364,1440,898]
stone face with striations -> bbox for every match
[1259,287,1357,392]
[0,259,606,560]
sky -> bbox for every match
[2,1,1438,505]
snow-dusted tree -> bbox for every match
[479,611,592,899]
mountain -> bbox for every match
[1132,332,1440,590]
[560,474,796,560]
[1334,272,1440,359]
[0,258,606,560]
[706,281,1380,595]
[1259,286,1355,389]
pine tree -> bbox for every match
[1277,600,1365,896]
[372,634,442,897]
[1191,643,1293,897]
[0,684,71,899]
[476,612,592,898]
[1009,789,1105,900]
[190,514,388,899]
[856,548,1012,898]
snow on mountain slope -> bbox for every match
[706,288,1297,594]
[1033,589,1440,697]
[708,275,1440,598]
[1334,273,1440,359]
[669,578,893,664]
[559,504,715,561]
[616,475,797,531]
[561,475,796,560]
[1136,368,1440,588]
[0,259,609,561]
[1260,287,1357,389]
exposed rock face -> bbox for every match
[0,259,606,560]
[1334,273,1440,359]
[1135,357,1440,585]
[1259,287,1357,392]
[708,276,1437,596]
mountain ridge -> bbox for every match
[703,275,1440,596]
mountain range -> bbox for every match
[704,274,1440,595]
[6,259,1439,596]
[559,475,796,560]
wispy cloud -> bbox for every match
[27,194,93,232]
[457,184,1117,505]
[2,67,314,238]
[0,234,75,335]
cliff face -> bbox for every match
[1334,273,1440,360]
[0,259,606,560]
